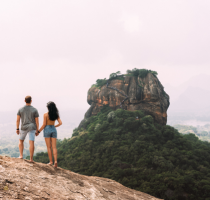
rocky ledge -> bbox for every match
[0,156,162,200]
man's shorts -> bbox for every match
[19,130,36,141]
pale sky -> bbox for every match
[1,0,210,111]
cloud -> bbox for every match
[122,15,140,33]
[1,0,210,66]
[0,0,210,111]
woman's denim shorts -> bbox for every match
[44,125,57,138]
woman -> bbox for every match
[38,101,62,168]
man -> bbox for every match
[16,96,39,162]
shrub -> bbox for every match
[126,68,158,78]
[92,69,157,88]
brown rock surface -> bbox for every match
[81,73,169,126]
[0,156,162,200]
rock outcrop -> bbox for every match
[81,73,169,126]
[0,156,162,200]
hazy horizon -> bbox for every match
[0,0,210,112]
[0,0,210,137]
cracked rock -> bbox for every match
[0,156,162,200]
[81,73,169,127]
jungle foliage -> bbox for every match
[33,107,210,200]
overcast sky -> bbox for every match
[0,0,210,112]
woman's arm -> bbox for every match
[38,114,47,133]
[55,118,62,128]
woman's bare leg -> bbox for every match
[45,138,53,164]
[51,138,57,168]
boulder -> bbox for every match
[80,73,169,126]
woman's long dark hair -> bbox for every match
[47,101,59,121]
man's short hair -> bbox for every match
[25,96,32,103]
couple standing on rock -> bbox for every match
[16,96,62,168]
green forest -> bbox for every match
[32,106,210,200]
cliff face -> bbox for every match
[0,156,162,200]
[82,73,169,126]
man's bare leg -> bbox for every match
[29,140,35,162]
[19,139,24,159]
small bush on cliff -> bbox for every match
[91,78,107,88]
[109,71,124,81]
[109,71,121,79]
[95,78,107,87]
[33,107,210,200]
[92,71,124,88]
[126,68,158,78]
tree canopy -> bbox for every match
[32,107,210,200]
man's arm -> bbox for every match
[35,117,39,136]
[16,115,21,135]
[37,114,47,134]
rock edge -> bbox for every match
[0,156,162,200]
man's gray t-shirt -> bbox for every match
[17,106,39,131]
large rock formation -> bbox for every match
[0,156,162,199]
[81,73,169,126]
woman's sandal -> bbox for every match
[54,162,58,168]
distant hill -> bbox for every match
[166,74,210,125]
[174,124,210,142]
[165,73,210,102]
[169,86,210,111]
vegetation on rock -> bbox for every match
[33,106,210,200]
[92,68,157,88]
[126,68,158,78]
